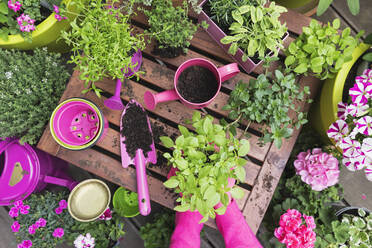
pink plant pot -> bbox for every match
[144,58,239,110]
[50,98,108,150]
[197,0,289,73]
[0,138,78,206]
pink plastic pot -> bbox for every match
[144,58,239,110]
[50,98,108,150]
[0,138,78,206]
[198,0,289,74]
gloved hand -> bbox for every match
[168,167,204,248]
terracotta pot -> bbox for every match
[274,0,318,16]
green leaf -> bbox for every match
[332,19,340,29]
[294,63,308,74]
[160,136,174,148]
[230,187,244,199]
[284,55,295,67]
[362,53,372,62]
[174,204,190,212]
[238,139,250,156]
[175,158,188,170]
[364,33,372,44]
[220,36,236,45]
[163,178,179,188]
[215,206,227,215]
[178,125,190,137]
[203,117,213,134]
[175,136,185,147]
[317,0,332,16]
[0,2,8,14]
[228,42,238,55]
[234,166,246,182]
[347,0,359,15]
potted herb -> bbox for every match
[141,0,200,58]
[198,0,288,73]
[0,0,78,51]
[0,48,69,145]
[61,0,146,96]
[223,66,310,149]
[9,191,75,248]
[160,112,250,223]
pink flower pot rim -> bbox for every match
[50,97,106,151]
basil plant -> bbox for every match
[160,112,250,223]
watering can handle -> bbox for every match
[0,138,18,155]
[135,149,151,216]
[43,175,78,191]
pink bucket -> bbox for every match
[0,138,78,206]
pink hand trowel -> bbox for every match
[120,99,157,216]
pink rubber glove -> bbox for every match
[168,167,204,248]
[216,199,263,248]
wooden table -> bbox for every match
[37,4,321,233]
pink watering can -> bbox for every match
[144,58,239,110]
[104,49,143,110]
[120,100,157,216]
[0,138,78,206]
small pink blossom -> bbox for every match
[361,138,372,161]
[53,4,60,13]
[355,69,372,84]
[19,205,30,215]
[16,14,35,33]
[21,240,32,248]
[53,228,64,238]
[11,221,20,233]
[17,244,24,248]
[294,148,339,191]
[327,120,349,143]
[303,215,316,229]
[8,0,21,12]
[9,207,19,218]
[99,208,112,220]
[54,14,67,22]
[28,225,36,235]
[346,103,369,117]
[59,199,67,209]
[339,137,361,158]
[349,81,372,104]
[356,116,372,136]
[74,233,95,248]
[36,218,47,228]
[342,154,366,171]
[14,200,24,209]
[55,207,63,215]
[337,102,347,120]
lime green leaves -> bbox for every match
[317,0,360,16]
[160,113,250,223]
[220,2,287,60]
[285,19,362,80]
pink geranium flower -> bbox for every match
[53,228,64,238]
[9,207,19,218]
[294,148,339,191]
[349,80,372,105]
[337,102,347,120]
[327,120,349,143]
[11,221,20,233]
[99,208,112,220]
[356,116,372,136]
[16,14,35,32]
[21,240,32,248]
[8,0,21,12]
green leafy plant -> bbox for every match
[317,0,359,16]
[361,33,372,62]
[137,0,201,13]
[61,0,146,96]
[142,0,199,57]
[12,191,75,248]
[140,211,175,248]
[0,48,68,145]
[220,2,287,60]
[66,210,125,248]
[223,67,310,148]
[284,19,363,80]
[113,187,139,217]
[160,112,250,223]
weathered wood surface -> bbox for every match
[37,2,322,233]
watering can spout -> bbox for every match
[144,90,179,110]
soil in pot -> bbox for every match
[176,65,218,103]
[152,44,184,58]
[121,102,153,159]
[342,48,372,102]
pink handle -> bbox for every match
[134,149,151,216]
[114,79,123,97]
[144,90,179,110]
[43,176,78,191]
[218,63,240,82]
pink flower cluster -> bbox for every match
[55,199,67,215]
[99,208,112,220]
[328,69,372,181]
[9,200,30,218]
[294,148,339,191]
[53,227,64,238]
[274,209,316,248]
[53,5,66,22]
[16,13,35,32]
[28,218,47,235]
[17,240,32,248]
[8,0,21,12]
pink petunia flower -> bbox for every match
[342,154,366,171]
[361,138,372,162]
[99,208,112,220]
[11,221,20,233]
[59,199,67,209]
[8,0,21,12]
[53,228,64,238]
[346,103,369,117]
[349,81,372,105]
[21,240,32,248]
[339,137,361,158]
[355,69,372,84]
[19,205,30,215]
[9,207,19,218]
[356,116,372,136]
[337,102,348,120]
[36,218,47,228]
[55,207,63,215]
[16,14,35,32]
[327,120,349,143]
[365,165,372,181]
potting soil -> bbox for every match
[152,44,184,58]
[176,65,218,103]
[121,102,153,159]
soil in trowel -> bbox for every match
[121,102,153,159]
[176,65,218,103]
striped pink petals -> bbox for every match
[327,120,349,143]
[355,69,372,84]
[349,81,372,105]
[346,103,368,117]
[365,165,372,181]
[337,102,347,120]
[356,116,372,136]
[361,138,372,162]
[339,137,361,158]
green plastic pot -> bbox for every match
[310,43,370,143]
[274,0,318,16]
[0,0,77,52]
[113,187,140,218]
